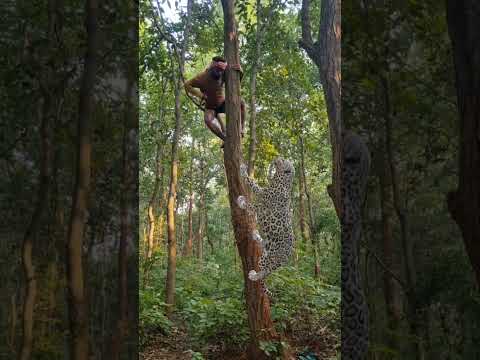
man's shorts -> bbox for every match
[208,101,225,116]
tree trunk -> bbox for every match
[66,0,98,358]
[381,74,423,357]
[299,0,341,217]
[196,195,204,261]
[221,1,284,358]
[19,95,53,360]
[9,293,17,354]
[299,136,320,277]
[18,1,60,357]
[111,63,136,360]
[246,0,277,176]
[247,39,258,176]
[298,163,309,246]
[165,0,193,318]
[185,142,195,256]
[147,143,162,259]
[205,207,214,253]
[196,169,206,261]
[446,0,480,288]
[378,151,402,338]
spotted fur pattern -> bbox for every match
[237,158,295,297]
[341,131,370,359]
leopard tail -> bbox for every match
[260,280,273,299]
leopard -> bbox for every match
[341,131,371,360]
[236,157,295,297]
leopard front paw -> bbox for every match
[237,195,247,209]
[251,230,262,243]
[240,163,248,178]
[248,270,259,281]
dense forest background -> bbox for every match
[139,0,341,358]
[1,0,479,359]
[343,1,480,359]
[0,1,138,359]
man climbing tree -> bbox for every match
[185,56,246,145]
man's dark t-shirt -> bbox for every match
[188,70,225,110]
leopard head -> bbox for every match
[269,157,295,188]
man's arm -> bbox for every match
[229,63,244,81]
[184,77,204,99]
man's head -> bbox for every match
[209,56,227,79]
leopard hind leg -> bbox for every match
[260,280,274,300]
[248,247,289,282]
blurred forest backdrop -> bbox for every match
[139,0,341,359]
[1,1,138,359]
[343,1,480,359]
[1,0,479,360]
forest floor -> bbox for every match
[140,317,338,360]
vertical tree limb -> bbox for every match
[446,0,480,288]
[299,0,342,218]
[66,0,98,358]
[165,0,193,317]
[221,1,288,358]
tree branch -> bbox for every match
[148,0,205,112]
[299,0,314,51]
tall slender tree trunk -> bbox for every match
[165,0,193,318]
[19,1,59,357]
[147,143,162,260]
[157,200,167,249]
[205,208,214,253]
[378,150,402,344]
[299,0,341,217]
[111,57,136,359]
[298,166,309,245]
[9,293,17,354]
[246,0,277,176]
[66,0,98,358]
[381,75,422,358]
[446,0,480,288]
[247,38,258,176]
[19,92,53,360]
[196,202,204,261]
[184,142,195,256]
[196,184,206,261]
[221,1,287,358]
[299,136,320,277]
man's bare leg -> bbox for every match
[215,113,227,136]
[205,110,226,141]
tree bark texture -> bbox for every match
[196,159,206,260]
[185,141,195,256]
[18,1,61,357]
[446,0,480,288]
[221,0,280,358]
[111,57,137,359]
[66,0,98,358]
[381,68,423,357]
[378,151,402,330]
[299,136,320,277]
[299,0,341,217]
[165,0,193,317]
[147,143,162,260]
[19,93,53,360]
[298,162,310,246]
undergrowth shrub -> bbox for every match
[140,243,340,352]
